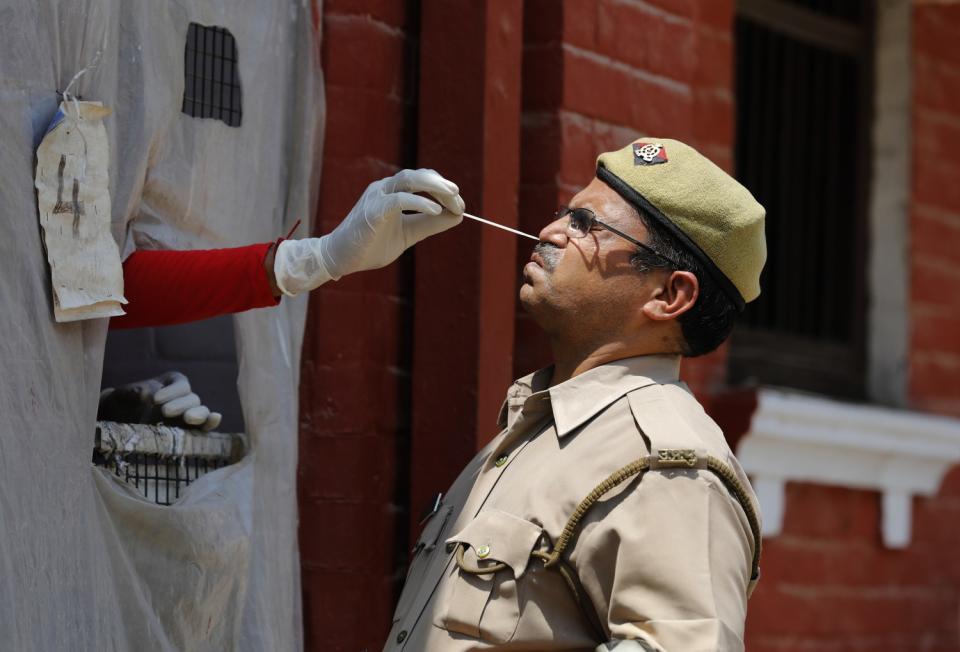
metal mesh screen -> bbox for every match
[93,450,230,506]
[182,23,242,127]
[735,17,862,342]
[93,422,244,506]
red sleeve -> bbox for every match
[110,243,281,330]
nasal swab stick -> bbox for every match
[463,212,539,241]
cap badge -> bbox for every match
[633,142,668,166]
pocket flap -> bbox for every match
[446,509,543,578]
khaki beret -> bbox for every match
[596,138,766,308]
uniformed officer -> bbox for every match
[385,138,766,652]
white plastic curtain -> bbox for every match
[0,1,322,649]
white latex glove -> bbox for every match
[152,372,223,431]
[273,168,465,296]
[98,371,222,431]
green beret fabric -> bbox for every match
[596,138,766,306]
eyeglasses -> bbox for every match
[556,206,681,268]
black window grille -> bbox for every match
[93,422,244,506]
[182,23,242,127]
[93,450,230,506]
[729,0,873,398]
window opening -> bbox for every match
[182,23,242,127]
[729,0,873,398]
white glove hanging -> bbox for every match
[273,168,465,296]
[97,371,222,431]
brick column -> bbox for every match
[298,2,420,649]
[409,0,524,536]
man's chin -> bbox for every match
[518,281,535,304]
[518,285,566,337]
[518,280,553,314]
[518,281,542,312]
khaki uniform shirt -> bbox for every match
[385,355,760,652]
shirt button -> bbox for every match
[494,454,509,467]
[476,544,491,559]
[396,630,408,644]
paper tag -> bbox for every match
[35,100,126,322]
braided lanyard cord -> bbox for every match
[540,458,652,568]
[702,454,762,582]
[543,451,761,580]
[541,450,761,641]
[531,547,608,642]
[453,450,762,644]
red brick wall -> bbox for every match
[298,2,418,649]
[514,0,734,396]
[745,470,960,651]
[909,2,960,418]
[745,7,960,650]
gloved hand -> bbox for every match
[98,371,222,431]
[273,168,465,296]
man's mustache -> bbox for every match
[534,242,561,272]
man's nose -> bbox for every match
[538,216,569,246]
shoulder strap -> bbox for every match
[626,384,707,450]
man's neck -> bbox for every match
[549,339,675,387]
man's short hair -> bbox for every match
[630,210,739,357]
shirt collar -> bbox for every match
[495,366,554,430]
[549,354,681,437]
[496,354,681,435]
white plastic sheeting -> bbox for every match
[0,1,322,649]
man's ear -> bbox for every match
[641,270,699,321]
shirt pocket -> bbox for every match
[432,508,543,644]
